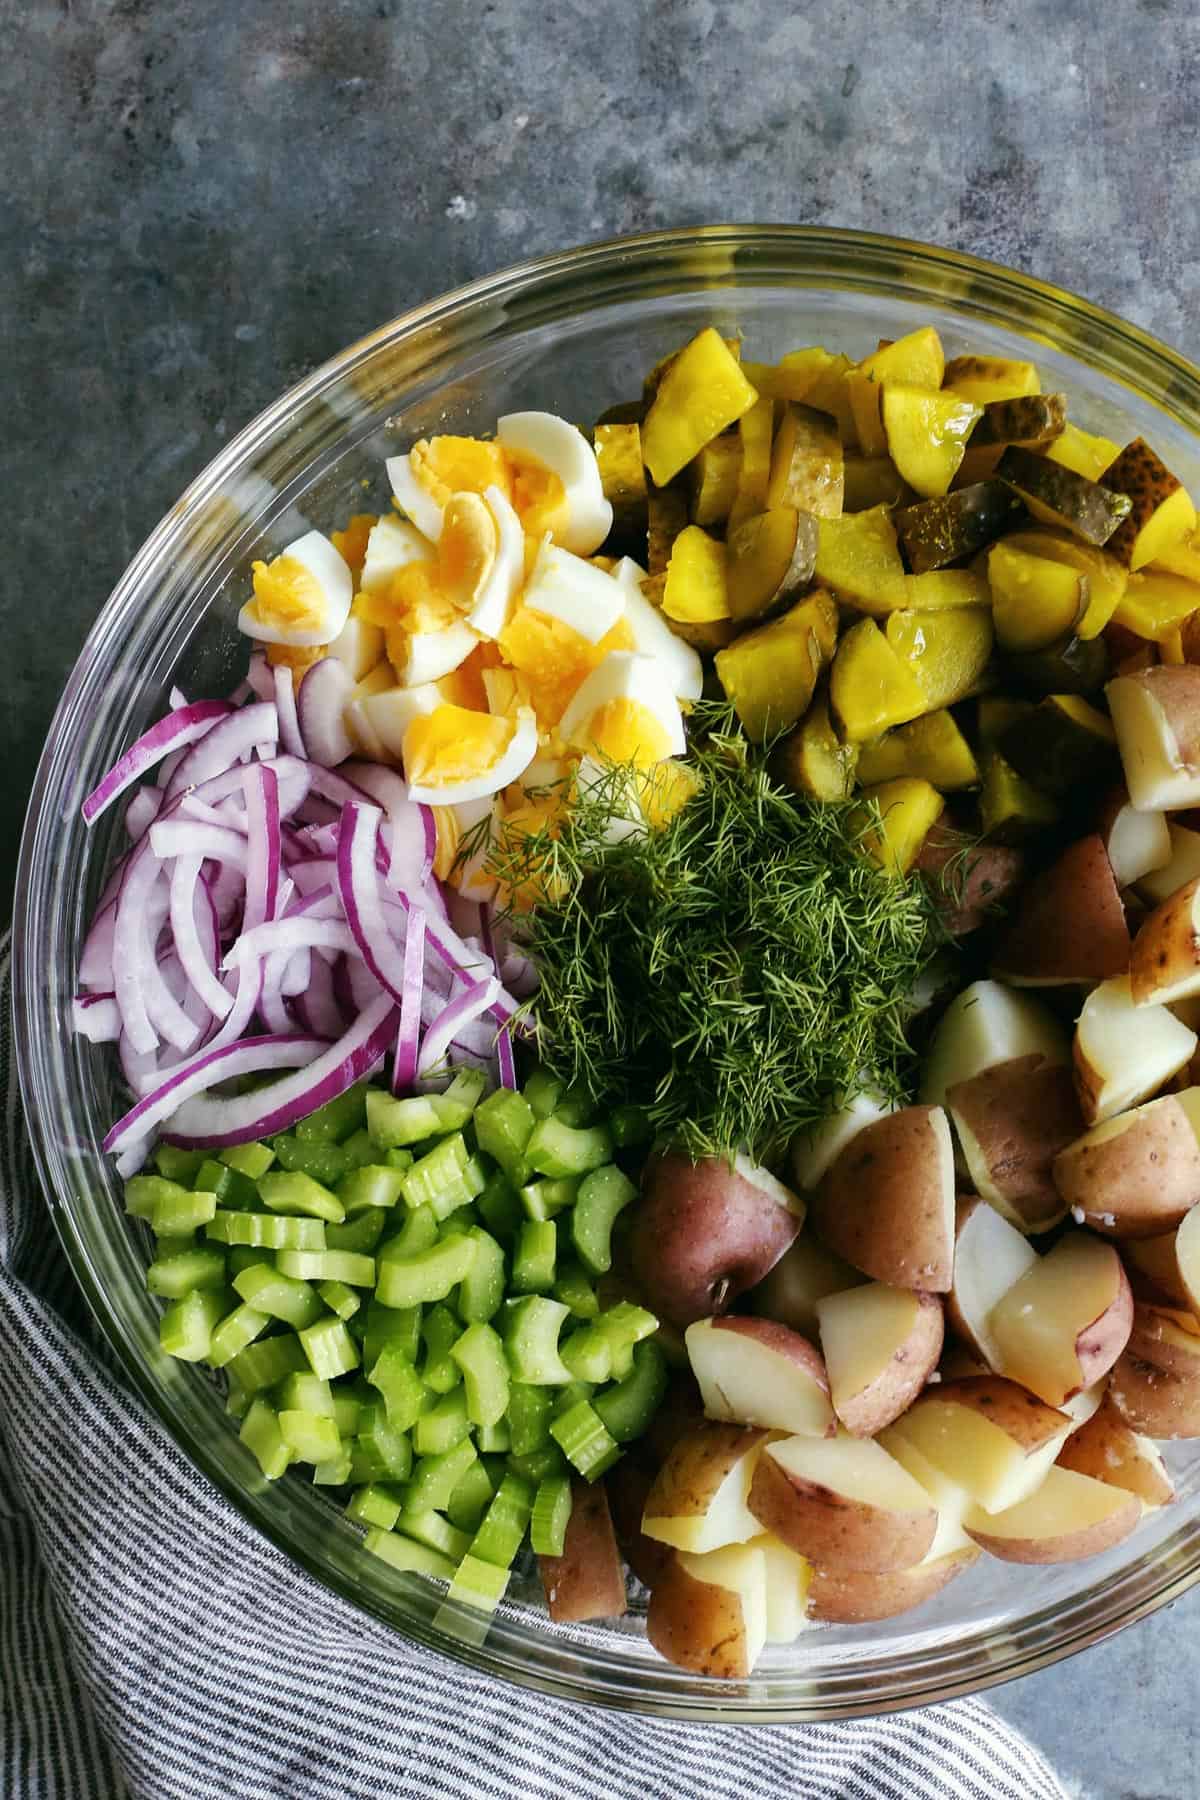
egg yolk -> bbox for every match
[636,758,701,829]
[498,793,569,909]
[330,513,377,581]
[508,450,569,540]
[438,642,497,712]
[248,554,327,632]
[410,437,513,509]
[498,607,605,727]
[403,703,515,788]
[431,805,462,880]
[356,560,459,637]
[438,492,498,611]
[266,641,326,672]
[581,698,675,767]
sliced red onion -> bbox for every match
[170,855,234,1020]
[83,700,234,825]
[417,977,500,1081]
[391,905,426,1093]
[169,685,190,710]
[289,856,337,896]
[227,915,359,968]
[241,763,281,935]
[343,762,434,892]
[165,702,278,797]
[297,658,354,766]
[258,951,298,1035]
[113,844,196,1054]
[336,802,416,1008]
[272,664,307,761]
[159,992,397,1149]
[294,954,347,1039]
[79,901,117,991]
[347,953,379,1014]
[280,948,312,998]
[72,993,121,1043]
[292,795,339,829]
[104,1029,331,1157]
[304,764,376,814]
[150,820,249,871]
[179,794,241,830]
[125,786,164,844]
[245,651,275,701]
[496,1021,517,1089]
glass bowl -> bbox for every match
[15,226,1200,1721]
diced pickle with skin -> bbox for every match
[996,694,1118,799]
[997,529,1127,640]
[882,387,982,498]
[765,404,844,518]
[830,617,930,743]
[1112,570,1200,643]
[641,329,759,487]
[661,525,730,623]
[813,505,908,614]
[969,394,1067,449]
[1002,634,1110,697]
[687,431,743,526]
[727,395,776,532]
[715,589,838,742]
[942,355,1041,404]
[997,447,1132,546]
[895,482,1023,573]
[856,778,945,877]
[885,607,994,712]
[859,326,946,391]
[842,455,911,512]
[1046,422,1123,482]
[725,507,818,624]
[903,569,990,610]
[772,689,859,800]
[1102,439,1198,571]
[594,423,647,528]
[646,482,688,578]
[979,753,1061,843]
[988,541,1090,653]
[856,710,980,791]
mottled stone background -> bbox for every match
[3,0,1199,1789]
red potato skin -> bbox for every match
[1075,1256,1135,1391]
[914,826,1026,936]
[1130,875,1200,1005]
[605,1463,674,1589]
[538,1479,628,1624]
[711,1315,831,1388]
[645,1553,754,1680]
[992,834,1130,985]
[1108,1351,1200,1439]
[806,1549,979,1624]
[631,1153,801,1328]
[747,1450,937,1574]
[947,1054,1084,1231]
[809,1106,954,1292]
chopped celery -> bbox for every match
[225,1332,307,1393]
[530,1475,572,1557]
[560,1302,657,1385]
[375,1234,476,1309]
[338,1129,378,1173]
[337,1164,407,1215]
[299,1316,360,1380]
[384,1146,415,1172]
[554,1379,596,1415]
[366,1090,445,1149]
[232,1262,324,1329]
[318,1279,362,1322]
[593,1340,669,1442]
[525,1116,613,1181]
[473,1088,536,1186]
[450,1323,510,1429]
[193,1160,244,1206]
[448,1551,510,1609]
[475,1417,512,1454]
[311,1446,353,1486]
[572,1165,637,1276]
[125,1174,189,1219]
[502,1296,573,1385]
[153,1188,218,1236]
[414,1389,471,1456]
[522,1068,565,1119]
[219,1141,276,1180]
[506,1382,554,1457]
[519,1177,579,1223]
[146,1244,227,1299]
[552,1260,600,1320]
[550,1400,620,1480]
[278,1408,341,1464]
[475,1172,523,1240]
[346,1483,404,1531]
[609,1104,652,1150]
[430,1068,489,1131]
[456,1227,506,1323]
[379,1203,439,1263]
[257,1170,345,1225]
[507,1443,569,1484]
[363,1527,455,1581]
[421,1303,464,1394]
[225,1378,252,1422]
[276,1370,336,1417]
[446,1458,496,1534]
[332,1391,364,1438]
[152,1233,197,1259]
[276,1249,377,1287]
[295,1081,368,1143]
[206,1302,271,1368]
[363,1299,422,1369]
[159,1287,227,1362]
[153,1144,206,1184]
[400,1134,470,1214]
[367,1344,428,1431]
[227,1244,266,1277]
[512,1219,556,1294]
[397,1507,471,1562]
[271,1134,350,1186]
[470,1472,534,1569]
[206,1213,325,1251]
[406,1439,478,1512]
[325,1209,387,1254]
[352,1404,413,1483]
[240,1397,291,1479]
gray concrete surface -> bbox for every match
[3,0,1199,1791]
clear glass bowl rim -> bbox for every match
[14,223,1200,1722]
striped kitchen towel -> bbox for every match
[0,936,1066,1800]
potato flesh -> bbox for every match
[749,1534,814,1641]
[988,1233,1126,1405]
[964,1463,1138,1559]
[684,1318,834,1438]
[920,979,1067,1109]
[876,1430,974,1555]
[1073,975,1196,1123]
[948,1199,1038,1369]
[816,1282,924,1425]
[642,1450,762,1554]
[1136,824,1200,906]
[887,1397,1070,1513]
[1104,801,1171,890]
[1108,670,1200,811]
[766,1431,933,1515]
[749,1233,867,1336]
[790,1092,895,1191]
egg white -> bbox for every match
[360,515,435,592]
[467,485,526,640]
[610,557,704,703]
[558,651,686,759]
[407,708,540,807]
[386,454,446,542]
[522,540,626,644]
[497,411,613,556]
[394,621,479,687]
[237,530,354,647]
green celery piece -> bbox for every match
[473,1088,536,1187]
[522,1068,564,1119]
[325,1209,387,1255]
[240,1398,291,1479]
[218,1141,276,1180]
[593,1340,669,1443]
[552,1260,599,1321]
[530,1475,572,1557]
[506,1382,554,1457]
[512,1219,556,1294]
[375,1235,477,1310]
[367,1343,429,1432]
[232,1262,324,1329]
[396,1506,471,1562]
[609,1104,652,1150]
[436,1557,510,1645]
[507,1443,569,1484]
[352,1404,413,1483]
[225,1332,307,1393]
[449,1323,510,1429]
[206,1213,326,1252]
[571,1166,637,1276]
[475,1417,512,1454]
[146,1244,227,1300]
[271,1134,350,1187]
[276,1370,336,1418]
[318,1279,362,1322]
[158,1288,227,1362]
[152,1145,205,1185]
[525,1116,613,1181]
[152,1234,197,1258]
[311,1446,354,1487]
[550,1400,620,1480]
[276,1249,377,1288]
[405,1439,478,1513]
[446,1459,496,1535]
[295,1081,368,1143]
[299,1316,360,1380]
[502,1296,573,1385]
[338,1129,378,1173]
[346,1483,404,1532]
[553,1379,595,1415]
[475,1172,523,1241]
[384,1147,415,1172]
[379,1204,439,1263]
[560,1303,657,1385]
[519,1178,579,1223]
[455,1227,506,1324]
[421,1302,464,1395]
[470,1472,534,1569]
[332,1391,364,1438]
[366,1090,445,1150]
[207,1303,271,1369]
[225,1378,252,1422]
[153,1188,218,1236]
[363,1299,422,1369]
[363,1527,455,1581]
[226,1245,265,1278]
[337,1164,407,1216]
[193,1160,240,1205]
[257,1170,345,1225]
[400,1134,470,1213]
[278,1408,341,1464]
[125,1175,189,1220]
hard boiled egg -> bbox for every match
[522,540,626,643]
[357,681,443,761]
[360,516,434,592]
[239,531,353,647]
[610,558,704,703]
[466,485,525,640]
[497,412,613,556]
[386,436,512,543]
[404,703,539,806]
[558,652,686,765]
[394,621,479,687]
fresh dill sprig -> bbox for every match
[482,706,954,1167]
